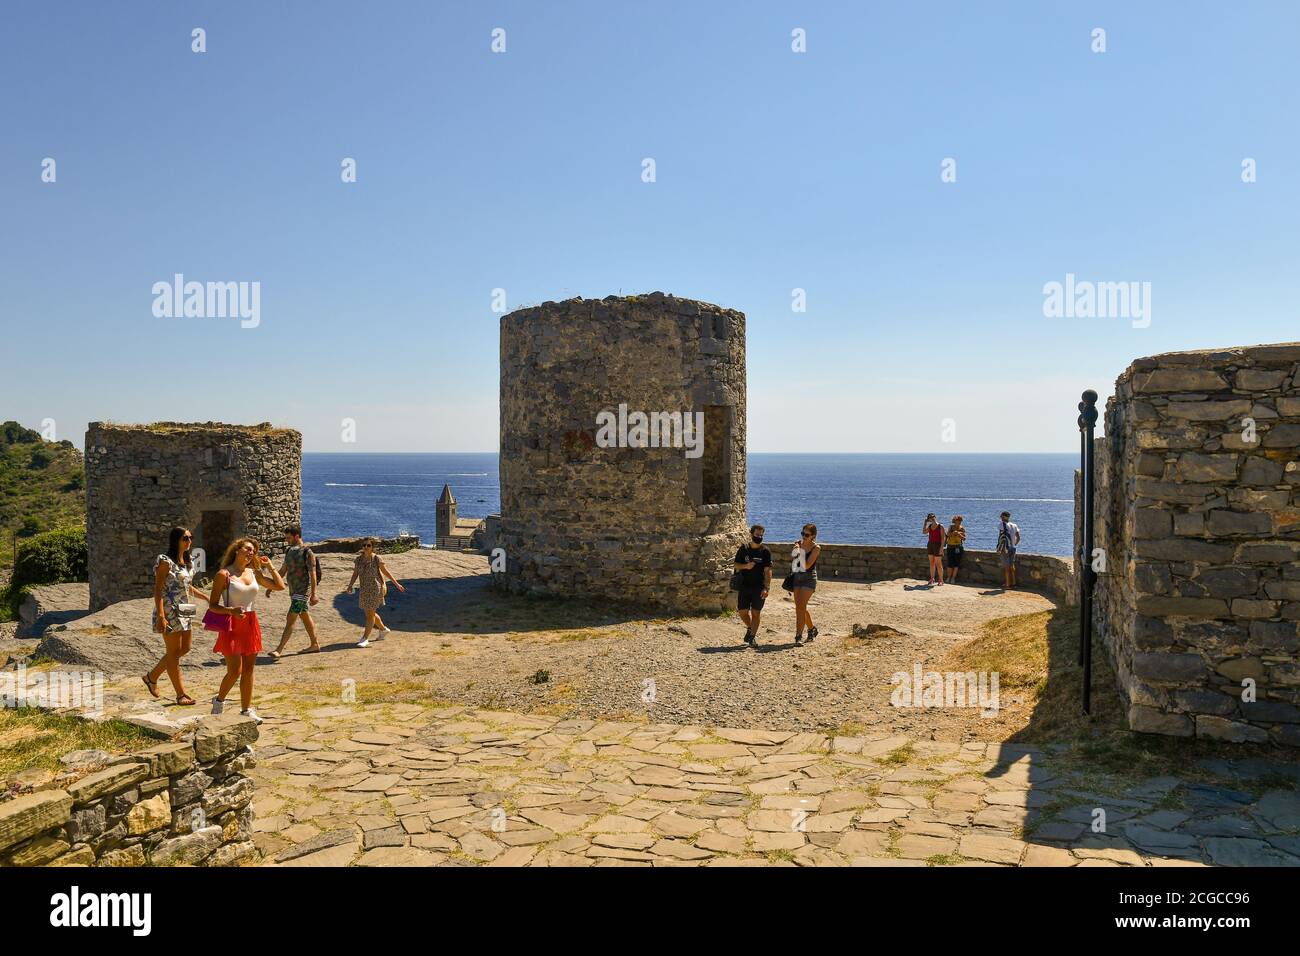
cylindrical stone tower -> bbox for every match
[85,422,301,610]
[499,293,747,612]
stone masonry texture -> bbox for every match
[1088,342,1300,745]
[86,422,301,610]
[498,293,747,612]
[0,714,259,867]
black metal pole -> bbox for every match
[1080,390,1099,714]
[1077,404,1086,667]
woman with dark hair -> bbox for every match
[143,527,210,705]
[923,513,946,586]
[791,524,820,644]
[208,537,285,723]
[344,538,406,647]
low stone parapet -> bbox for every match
[763,542,1076,606]
[0,713,259,867]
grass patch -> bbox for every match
[882,744,916,766]
[942,607,1125,742]
[0,707,155,781]
[284,680,437,707]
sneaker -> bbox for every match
[210,697,224,715]
[743,631,755,646]
[240,708,264,725]
[807,627,818,642]
[793,633,803,645]
[356,638,371,648]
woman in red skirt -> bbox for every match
[209,537,285,723]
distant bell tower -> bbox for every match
[436,484,457,541]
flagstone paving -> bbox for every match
[241,701,1300,867]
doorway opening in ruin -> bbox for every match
[199,509,236,575]
[701,405,731,505]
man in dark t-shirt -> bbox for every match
[734,524,772,647]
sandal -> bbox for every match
[303,644,321,653]
[142,674,160,698]
[269,649,282,660]
[176,693,196,706]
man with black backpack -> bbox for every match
[270,525,321,657]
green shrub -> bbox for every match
[2,526,87,617]
[0,421,40,445]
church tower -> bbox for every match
[436,483,457,542]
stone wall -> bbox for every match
[0,714,259,867]
[764,542,1075,606]
[86,422,302,610]
[1089,343,1300,745]
[304,534,420,555]
[498,294,748,612]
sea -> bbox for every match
[303,453,1076,557]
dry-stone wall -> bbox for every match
[1091,343,1300,745]
[86,422,301,610]
[0,714,259,866]
[766,543,1075,605]
[499,294,748,612]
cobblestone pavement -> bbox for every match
[241,700,1300,867]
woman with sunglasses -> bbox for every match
[792,524,821,644]
[144,527,210,706]
[209,537,285,723]
[344,538,406,647]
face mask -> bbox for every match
[752,535,763,544]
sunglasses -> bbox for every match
[180,534,192,540]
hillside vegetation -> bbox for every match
[0,421,86,571]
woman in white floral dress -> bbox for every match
[144,526,210,705]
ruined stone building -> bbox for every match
[1087,343,1300,746]
[85,422,301,609]
[498,293,747,611]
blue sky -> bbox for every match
[3,2,1297,452]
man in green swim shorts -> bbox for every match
[271,525,320,658]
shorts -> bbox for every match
[794,571,817,592]
[289,597,311,615]
[945,545,963,568]
[738,588,766,611]
[926,541,942,556]
[999,550,1017,569]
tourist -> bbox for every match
[733,524,772,646]
[923,513,946,586]
[997,511,1021,589]
[944,516,966,584]
[791,524,820,644]
[344,538,406,647]
[143,527,210,706]
[208,537,285,723]
[270,525,320,658]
